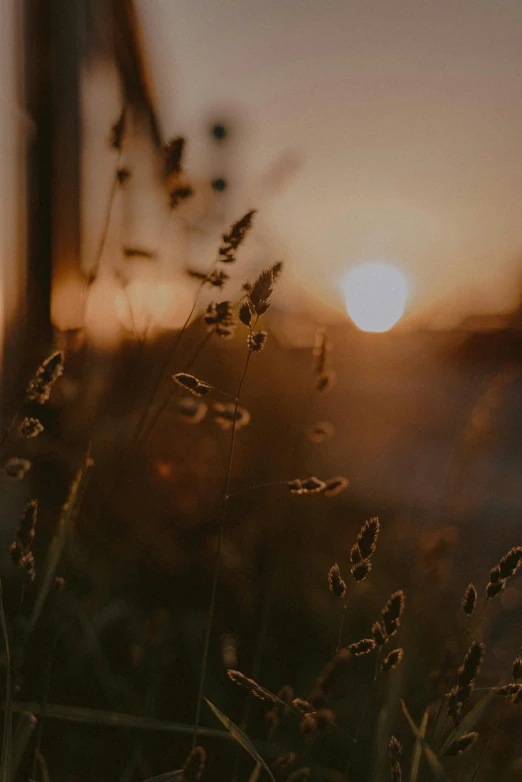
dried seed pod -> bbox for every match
[4,458,31,480]
[176,397,208,424]
[213,403,250,431]
[239,302,252,326]
[462,583,477,616]
[164,137,185,176]
[328,564,346,598]
[248,331,268,352]
[382,591,406,637]
[307,421,334,443]
[19,417,44,439]
[10,500,38,584]
[381,649,404,672]
[443,732,478,756]
[348,638,376,656]
[356,517,380,560]
[486,580,505,598]
[288,477,326,495]
[204,301,236,339]
[226,670,277,702]
[323,476,349,497]
[292,698,315,715]
[182,745,206,782]
[498,547,522,579]
[388,736,403,782]
[371,621,387,646]
[450,641,483,711]
[249,268,274,315]
[351,559,372,583]
[25,351,64,404]
[218,210,256,263]
[173,373,212,397]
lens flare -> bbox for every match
[342,263,409,332]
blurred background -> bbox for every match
[1,1,522,780]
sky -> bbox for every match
[136,0,522,327]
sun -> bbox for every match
[341,262,409,333]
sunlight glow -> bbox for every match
[342,263,409,333]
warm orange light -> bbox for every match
[51,270,88,332]
[115,274,195,334]
[84,274,123,348]
[342,263,410,332]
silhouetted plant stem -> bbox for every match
[90,150,123,281]
[470,705,506,782]
[192,349,252,747]
[139,331,213,446]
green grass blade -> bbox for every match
[6,701,232,740]
[0,579,12,782]
[11,712,36,776]
[248,762,262,782]
[438,691,496,757]
[28,450,93,635]
[409,710,429,782]
[401,700,447,782]
[205,698,275,781]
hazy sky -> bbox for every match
[137,0,522,326]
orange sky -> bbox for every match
[136,0,522,327]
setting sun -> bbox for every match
[342,262,409,333]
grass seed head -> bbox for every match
[351,559,372,582]
[382,591,405,637]
[248,331,268,352]
[356,516,380,560]
[26,350,64,404]
[218,210,256,263]
[173,373,212,397]
[328,564,346,598]
[381,648,404,672]
[462,583,477,616]
[182,745,206,782]
[444,732,478,756]
[348,638,377,656]
[323,476,349,497]
[4,458,31,480]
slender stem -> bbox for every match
[469,705,505,782]
[0,410,20,454]
[343,652,381,781]
[337,596,349,653]
[467,598,489,635]
[225,480,289,500]
[139,331,214,447]
[118,282,206,484]
[192,349,252,746]
[30,631,60,782]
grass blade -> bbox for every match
[0,579,12,782]
[205,698,275,781]
[28,449,93,635]
[401,700,447,782]
[11,712,36,776]
[141,773,183,782]
[7,701,232,740]
[409,710,429,782]
[438,691,496,758]
[248,762,262,782]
